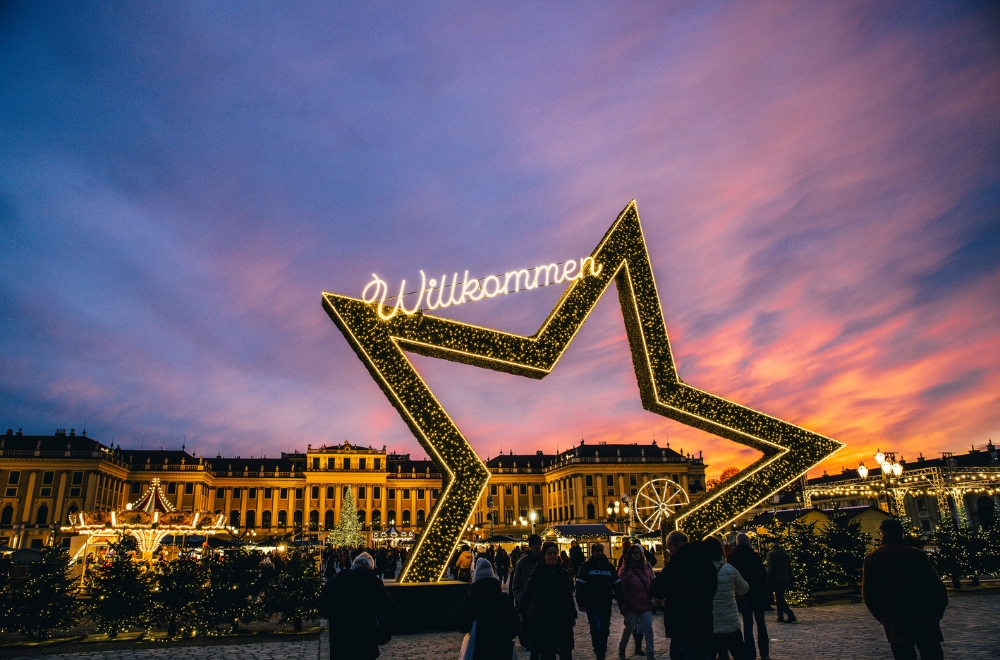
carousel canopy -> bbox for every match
[128,478,175,513]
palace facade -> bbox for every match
[0,428,706,549]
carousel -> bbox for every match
[68,478,228,561]
[371,525,414,546]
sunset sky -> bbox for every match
[2,2,998,479]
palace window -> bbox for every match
[505,484,512,495]
[325,510,335,529]
[311,486,320,499]
[7,472,19,485]
[185,483,194,495]
[417,488,424,500]
[373,486,381,499]
[358,486,366,499]
[167,482,177,494]
[533,484,541,495]
[262,510,272,528]
[359,458,367,470]
[72,471,83,485]
[606,475,614,487]
[295,488,304,499]
[403,489,410,500]
[277,510,287,527]
[216,487,225,499]
[233,488,241,499]
[519,484,527,495]
[343,458,351,470]
[280,488,288,500]
[264,488,273,499]
[630,475,637,486]
[585,475,593,487]
[491,484,498,495]
[42,471,54,485]
[312,457,320,470]
[587,502,595,519]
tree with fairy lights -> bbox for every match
[202,547,265,633]
[87,538,149,638]
[145,557,207,639]
[264,551,321,632]
[821,511,871,593]
[761,520,839,597]
[932,517,972,588]
[6,547,79,638]
[329,485,365,548]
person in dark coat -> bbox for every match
[569,540,585,576]
[319,552,394,660]
[458,558,520,660]
[650,530,718,660]
[575,542,623,660]
[863,519,948,660]
[517,541,577,660]
[765,539,796,623]
[495,546,511,586]
[512,534,543,653]
[727,534,770,660]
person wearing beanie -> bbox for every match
[319,547,394,659]
[517,541,577,659]
[458,558,520,659]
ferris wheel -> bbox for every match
[634,478,690,532]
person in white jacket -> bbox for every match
[705,536,749,660]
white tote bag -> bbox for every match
[458,620,477,660]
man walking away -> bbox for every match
[512,534,543,657]
[727,534,770,660]
[765,540,796,623]
[863,519,948,660]
[575,543,624,660]
[650,531,717,660]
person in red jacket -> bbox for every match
[863,519,948,660]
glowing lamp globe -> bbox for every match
[857,463,869,479]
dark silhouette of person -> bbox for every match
[863,519,948,660]
[650,530,718,660]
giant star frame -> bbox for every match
[322,201,843,582]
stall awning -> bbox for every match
[542,524,618,539]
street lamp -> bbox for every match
[859,449,905,515]
[529,510,537,535]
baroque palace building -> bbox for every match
[0,428,706,549]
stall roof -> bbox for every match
[543,524,618,539]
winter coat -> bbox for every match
[726,545,768,604]
[511,551,538,604]
[618,560,655,614]
[863,540,948,644]
[457,577,520,660]
[457,550,474,570]
[650,540,717,644]
[517,562,577,654]
[569,545,585,575]
[575,555,624,613]
[712,559,749,633]
[319,566,395,660]
[766,546,792,587]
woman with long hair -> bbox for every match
[705,536,749,660]
[617,543,656,660]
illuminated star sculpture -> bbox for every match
[322,201,843,582]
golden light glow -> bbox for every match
[322,200,843,581]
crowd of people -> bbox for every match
[320,519,950,660]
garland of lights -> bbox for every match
[322,200,843,581]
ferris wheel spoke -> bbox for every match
[637,491,657,504]
[650,510,663,531]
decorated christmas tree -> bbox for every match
[87,538,149,638]
[8,547,79,638]
[264,551,321,631]
[145,557,207,638]
[329,485,365,548]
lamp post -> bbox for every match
[519,517,528,540]
[857,449,905,515]
[529,510,537,535]
[607,500,630,534]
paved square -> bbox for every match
[8,591,998,660]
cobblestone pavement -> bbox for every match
[10,592,999,660]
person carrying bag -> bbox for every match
[458,558,520,660]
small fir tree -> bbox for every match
[87,539,149,638]
[761,520,838,598]
[821,512,871,593]
[329,486,365,548]
[264,551,321,632]
[203,548,264,633]
[9,547,79,638]
[145,557,207,638]
[933,517,972,588]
